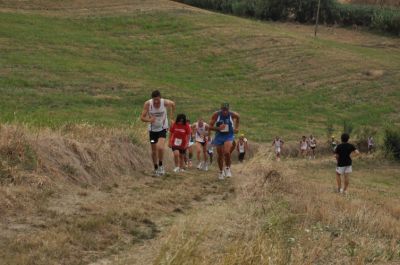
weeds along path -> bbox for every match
[104,148,400,265]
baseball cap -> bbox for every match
[221,103,229,110]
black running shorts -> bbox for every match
[149,129,167,144]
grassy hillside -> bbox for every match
[0,0,399,142]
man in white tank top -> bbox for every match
[192,118,209,171]
[140,90,175,176]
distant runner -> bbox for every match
[272,136,284,161]
[308,135,317,159]
[184,119,195,168]
[140,90,175,176]
[335,133,360,195]
[237,134,248,163]
[367,136,375,154]
[300,136,308,157]
[207,137,214,165]
[331,135,337,153]
[209,103,240,180]
[169,114,191,173]
[192,118,209,171]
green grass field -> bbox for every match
[1,1,399,141]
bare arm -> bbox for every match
[140,101,154,123]
[208,112,219,132]
[164,99,176,122]
[231,111,240,133]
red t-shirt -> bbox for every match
[169,122,191,149]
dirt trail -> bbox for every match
[88,165,239,265]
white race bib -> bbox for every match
[174,138,183,146]
[220,124,229,133]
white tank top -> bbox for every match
[301,140,308,149]
[238,141,245,153]
[194,122,208,142]
[148,99,168,132]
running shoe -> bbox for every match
[218,171,225,180]
[224,167,232,178]
[173,167,180,173]
[153,169,160,177]
[197,162,203,170]
[158,166,165,176]
[180,168,186,172]
[203,162,208,171]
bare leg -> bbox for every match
[216,146,224,171]
[223,141,233,168]
[344,174,350,192]
[157,138,166,164]
[196,142,202,162]
[336,172,342,192]
[151,143,158,166]
[202,144,208,163]
[173,150,179,167]
[179,153,185,169]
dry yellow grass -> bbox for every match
[0,124,235,264]
[134,149,400,265]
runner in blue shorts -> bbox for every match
[209,103,240,180]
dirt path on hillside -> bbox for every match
[88,164,244,265]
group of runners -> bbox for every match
[140,90,361,194]
[140,90,246,180]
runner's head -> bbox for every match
[197,118,204,126]
[151,90,161,108]
[175,114,187,125]
[341,133,350,143]
[239,134,244,140]
[302,136,306,140]
[221,103,229,116]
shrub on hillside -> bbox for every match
[176,0,400,35]
[384,128,400,160]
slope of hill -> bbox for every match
[0,1,399,264]
[1,0,399,141]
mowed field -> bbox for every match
[1,0,400,141]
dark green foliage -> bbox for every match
[384,128,400,160]
[176,0,400,35]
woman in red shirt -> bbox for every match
[169,114,191,172]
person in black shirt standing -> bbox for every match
[334,133,360,194]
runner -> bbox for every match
[207,137,214,165]
[192,118,209,171]
[169,114,191,173]
[237,134,248,163]
[209,103,240,180]
[185,119,195,168]
[272,136,284,161]
[308,135,317,159]
[367,136,375,154]
[331,135,337,153]
[140,90,175,176]
[300,136,308,157]
[335,133,360,195]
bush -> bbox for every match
[384,128,400,160]
[176,0,400,35]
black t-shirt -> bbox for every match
[335,143,356,167]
